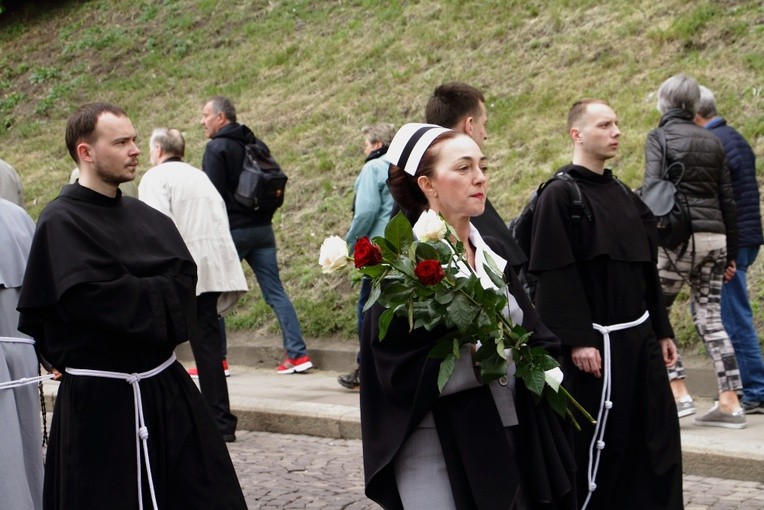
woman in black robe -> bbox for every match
[360,123,576,510]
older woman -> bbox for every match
[359,124,576,510]
[643,74,745,428]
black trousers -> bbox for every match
[189,292,237,435]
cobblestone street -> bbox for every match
[228,431,764,509]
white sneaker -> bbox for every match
[676,395,696,418]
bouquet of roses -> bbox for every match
[320,211,594,429]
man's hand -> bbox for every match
[571,346,602,378]
[659,338,678,367]
[723,260,737,282]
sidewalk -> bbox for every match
[41,338,764,484]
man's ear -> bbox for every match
[570,127,582,145]
[462,116,474,137]
[76,143,93,163]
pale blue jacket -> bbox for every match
[345,155,393,252]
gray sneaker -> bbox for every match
[693,402,747,429]
[676,396,696,418]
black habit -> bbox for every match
[529,165,683,510]
[360,236,576,510]
[17,184,246,510]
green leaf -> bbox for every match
[479,354,507,383]
[378,307,395,340]
[434,289,454,305]
[428,334,459,359]
[362,281,382,312]
[521,368,546,396]
[384,212,414,253]
[482,251,508,289]
[428,241,452,264]
[414,241,441,262]
[377,282,412,305]
[437,354,457,392]
[358,264,387,279]
[544,386,569,418]
[447,293,477,334]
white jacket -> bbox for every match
[139,160,247,313]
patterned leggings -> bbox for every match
[660,240,742,393]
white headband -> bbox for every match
[384,123,452,176]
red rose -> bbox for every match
[415,260,445,285]
[353,237,383,268]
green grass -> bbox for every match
[1,0,762,344]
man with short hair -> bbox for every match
[424,82,527,271]
[140,127,248,441]
[201,96,312,374]
[528,100,682,509]
[695,86,764,414]
[18,103,246,509]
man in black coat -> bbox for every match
[695,85,764,414]
[425,82,528,273]
[201,96,312,374]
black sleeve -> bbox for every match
[58,271,197,347]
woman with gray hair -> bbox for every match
[642,73,745,428]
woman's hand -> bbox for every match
[571,346,602,378]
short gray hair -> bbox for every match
[362,123,396,146]
[697,85,718,119]
[656,74,700,115]
[150,128,185,158]
[206,96,237,123]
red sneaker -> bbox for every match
[277,355,313,374]
[187,360,230,379]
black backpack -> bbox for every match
[234,138,288,211]
[637,128,693,251]
[507,170,591,299]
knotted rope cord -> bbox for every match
[581,311,649,510]
[66,353,177,510]
[0,338,56,390]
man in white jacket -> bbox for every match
[140,127,247,442]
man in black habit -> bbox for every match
[527,99,683,510]
[17,103,247,510]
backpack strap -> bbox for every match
[554,171,592,224]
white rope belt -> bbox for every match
[65,353,176,510]
[0,337,55,390]
[581,311,650,510]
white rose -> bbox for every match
[413,210,447,242]
[544,367,564,392]
[319,236,349,273]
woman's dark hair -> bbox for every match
[387,131,460,217]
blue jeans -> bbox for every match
[721,246,764,402]
[355,277,372,365]
[231,225,307,359]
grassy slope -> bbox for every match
[1,0,762,346]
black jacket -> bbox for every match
[706,117,762,248]
[360,236,576,510]
[644,109,738,260]
[202,122,277,229]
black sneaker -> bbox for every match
[741,400,764,414]
[338,367,360,390]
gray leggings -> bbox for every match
[393,425,530,509]
[659,241,742,393]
